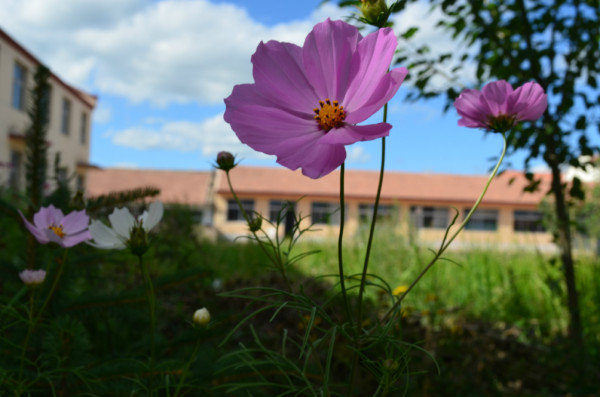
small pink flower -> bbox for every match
[224,19,408,179]
[454,80,547,133]
[19,269,47,287]
[18,205,92,247]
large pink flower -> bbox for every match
[18,205,91,247]
[224,19,408,179]
[454,80,547,132]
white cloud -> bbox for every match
[108,113,271,160]
[346,146,371,164]
[392,2,477,91]
[0,0,345,106]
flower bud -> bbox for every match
[19,269,47,287]
[361,0,389,26]
[128,224,149,256]
[193,307,211,326]
[248,216,262,232]
[216,151,236,172]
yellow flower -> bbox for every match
[392,285,409,296]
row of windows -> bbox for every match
[12,62,89,144]
[225,201,546,233]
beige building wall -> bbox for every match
[213,193,554,249]
[0,29,95,194]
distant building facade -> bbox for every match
[86,166,565,251]
[0,27,97,193]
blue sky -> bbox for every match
[0,0,539,175]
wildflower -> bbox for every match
[392,285,408,296]
[224,19,408,179]
[18,205,91,247]
[88,201,163,253]
[360,0,389,25]
[193,307,211,326]
[454,80,547,133]
[19,269,46,287]
[215,151,236,172]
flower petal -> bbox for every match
[141,201,163,232]
[508,81,547,121]
[109,207,136,239]
[62,230,93,248]
[454,89,490,128]
[88,220,126,249]
[33,205,64,229]
[343,27,402,113]
[18,210,50,244]
[61,210,90,234]
[277,140,347,179]
[480,80,513,116]
[344,67,407,123]
[225,103,320,156]
[252,41,318,113]
[302,18,361,101]
[319,123,391,145]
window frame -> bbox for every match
[12,62,27,111]
[410,206,450,229]
[513,210,546,232]
[464,208,499,231]
[61,98,71,135]
[226,199,254,222]
[311,202,342,225]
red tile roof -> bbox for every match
[217,167,550,207]
[86,166,551,208]
[86,168,213,206]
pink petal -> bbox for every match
[319,123,391,145]
[62,230,93,247]
[61,210,90,234]
[277,140,347,179]
[508,81,547,121]
[302,19,361,101]
[344,67,407,124]
[33,205,64,229]
[252,41,318,113]
[480,80,513,116]
[225,104,320,157]
[343,28,401,113]
[18,210,50,244]
[454,89,491,128]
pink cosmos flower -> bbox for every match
[454,80,547,133]
[19,269,47,287]
[224,19,408,179]
[18,205,92,247]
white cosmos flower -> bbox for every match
[89,201,164,250]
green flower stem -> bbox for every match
[383,133,508,323]
[337,163,352,326]
[348,103,389,395]
[17,249,68,395]
[173,333,202,397]
[138,254,157,394]
[225,170,292,290]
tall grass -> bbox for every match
[280,225,600,348]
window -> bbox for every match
[311,202,342,225]
[9,151,22,190]
[80,112,88,144]
[358,203,397,223]
[514,210,545,232]
[410,206,449,229]
[227,199,254,221]
[61,98,71,135]
[12,63,27,110]
[464,208,498,231]
[269,200,293,222]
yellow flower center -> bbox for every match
[313,99,346,132]
[48,225,65,238]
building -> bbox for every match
[0,27,97,193]
[86,166,558,250]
